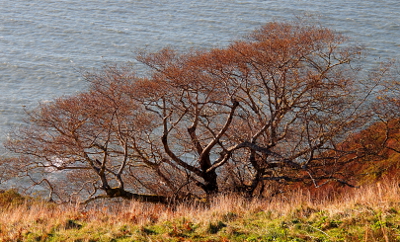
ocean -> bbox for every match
[1,0,400,152]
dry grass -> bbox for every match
[1,180,400,241]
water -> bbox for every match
[1,0,400,149]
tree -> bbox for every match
[4,22,372,202]
[5,67,168,202]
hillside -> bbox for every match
[0,179,400,241]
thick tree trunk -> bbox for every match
[202,170,219,195]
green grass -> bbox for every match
[1,181,400,241]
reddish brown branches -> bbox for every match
[4,22,376,202]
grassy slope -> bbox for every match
[1,180,400,242]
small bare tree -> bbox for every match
[5,67,169,202]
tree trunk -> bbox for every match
[202,170,219,195]
[103,187,168,203]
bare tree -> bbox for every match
[5,67,168,202]
[136,22,370,196]
[4,22,373,202]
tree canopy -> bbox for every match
[3,22,386,203]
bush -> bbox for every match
[0,189,26,208]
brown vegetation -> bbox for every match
[1,179,400,241]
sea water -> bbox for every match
[1,0,400,152]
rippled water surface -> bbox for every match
[1,0,400,146]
